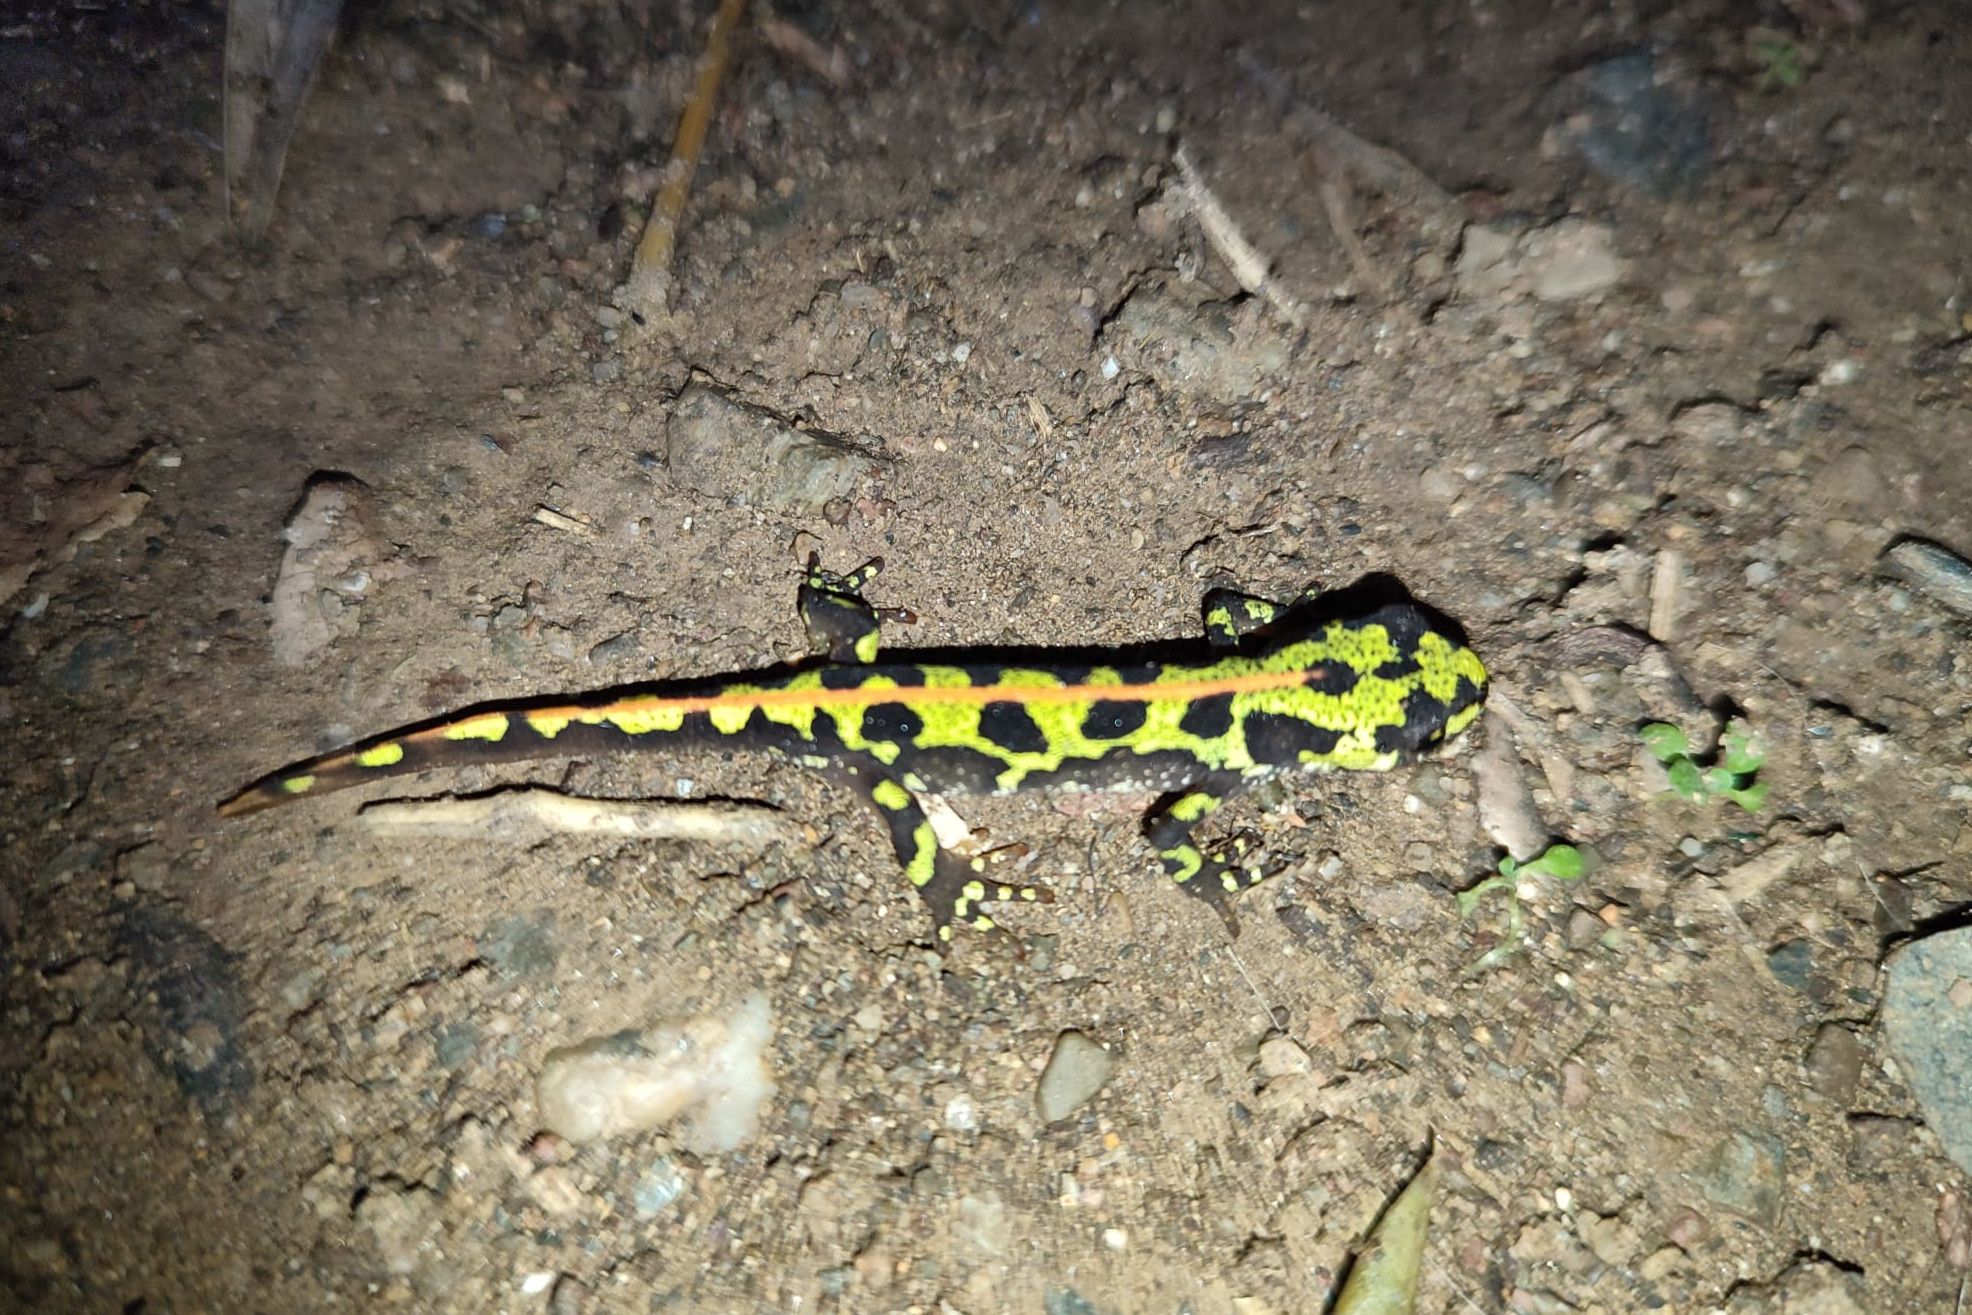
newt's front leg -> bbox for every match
[798,554,914,664]
[1143,773,1277,936]
[1200,582,1322,649]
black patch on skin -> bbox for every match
[1177,696,1234,740]
[859,702,923,745]
[1306,662,1363,698]
[817,663,925,690]
[1246,713,1338,765]
[899,745,1006,794]
[1109,661,1164,686]
[1353,604,1428,650]
[737,707,805,750]
[977,700,1048,755]
[799,709,849,758]
[1083,699,1147,739]
[1371,651,1422,680]
[856,776,930,856]
[1453,674,1484,714]
[1376,687,1449,753]
[1016,749,1204,798]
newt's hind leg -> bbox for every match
[798,553,915,664]
[844,766,1052,947]
[1200,582,1322,649]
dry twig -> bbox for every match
[1238,51,1463,297]
[531,505,597,536]
[1170,144,1308,328]
[359,788,799,846]
[624,0,750,321]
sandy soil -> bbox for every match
[5,1,1971,1311]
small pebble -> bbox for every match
[1255,1036,1314,1079]
[944,1093,980,1133]
[1566,908,1606,949]
[632,1157,687,1217]
[1880,538,1972,618]
[1036,1031,1116,1122]
[1806,1024,1863,1104]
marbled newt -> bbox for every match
[220,559,1488,944]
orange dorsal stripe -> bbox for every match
[397,666,1327,746]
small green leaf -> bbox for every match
[1521,844,1586,880]
[1497,856,1521,878]
[1701,765,1738,795]
[1666,758,1705,802]
[1721,726,1766,774]
[1728,780,1769,812]
[1639,722,1689,762]
[1333,1157,1436,1315]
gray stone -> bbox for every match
[1105,282,1290,401]
[665,385,883,514]
[1523,219,1625,301]
[1035,1030,1116,1122]
[1804,1024,1863,1105]
[1883,928,1972,1176]
[632,1157,687,1217]
[1695,1128,1786,1226]
[1880,538,1972,618]
[953,1192,1010,1257]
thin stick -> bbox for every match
[625,0,749,319]
[1649,549,1684,642]
[359,788,798,846]
[1172,144,1308,328]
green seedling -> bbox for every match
[1639,720,1768,811]
[1753,36,1806,91]
[1458,843,1587,972]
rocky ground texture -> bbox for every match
[4,1,1971,1311]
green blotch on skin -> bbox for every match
[282,774,316,795]
[1168,792,1218,823]
[905,823,937,886]
[442,714,510,743]
[871,779,912,811]
[356,742,405,768]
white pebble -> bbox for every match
[1103,1227,1129,1251]
[1100,355,1120,380]
[944,1094,980,1133]
[535,995,774,1152]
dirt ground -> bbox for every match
[5,0,1972,1311]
